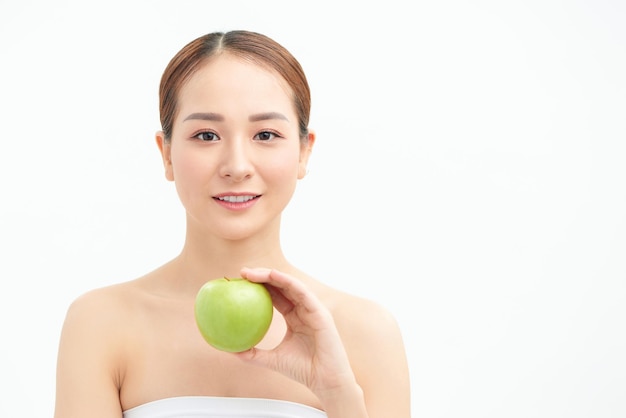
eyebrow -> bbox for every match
[248,112,289,122]
[182,111,289,123]
[183,112,224,122]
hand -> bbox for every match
[236,267,357,398]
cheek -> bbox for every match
[171,144,208,180]
[263,147,301,180]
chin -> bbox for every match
[214,224,267,242]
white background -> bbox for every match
[1,1,625,417]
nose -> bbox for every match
[218,138,253,182]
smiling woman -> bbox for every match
[161,51,308,241]
[53,30,411,418]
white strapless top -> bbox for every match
[123,396,327,418]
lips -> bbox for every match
[214,195,259,203]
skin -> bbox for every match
[54,53,411,418]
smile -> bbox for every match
[216,195,258,203]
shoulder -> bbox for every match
[300,272,404,349]
[323,286,403,345]
[55,280,142,407]
[64,281,138,326]
[59,278,153,359]
[312,282,411,414]
[60,282,139,354]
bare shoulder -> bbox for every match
[298,270,406,351]
[63,280,139,331]
[320,284,403,345]
[58,280,142,367]
[55,279,146,417]
[309,279,411,416]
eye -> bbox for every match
[193,131,219,142]
[254,131,279,142]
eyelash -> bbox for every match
[255,130,281,141]
[192,130,282,142]
[193,131,218,141]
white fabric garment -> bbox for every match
[123,396,327,418]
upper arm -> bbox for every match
[54,290,125,418]
[339,300,412,418]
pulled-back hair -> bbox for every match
[159,30,311,142]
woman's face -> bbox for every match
[157,54,314,241]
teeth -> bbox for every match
[218,195,256,203]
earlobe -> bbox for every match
[155,131,174,181]
[298,131,316,179]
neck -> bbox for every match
[180,235,290,279]
[166,218,293,293]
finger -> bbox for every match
[264,284,295,315]
[233,346,287,379]
[243,268,315,311]
[240,267,272,283]
[240,268,295,313]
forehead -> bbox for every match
[178,54,294,107]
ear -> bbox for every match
[155,131,174,181]
[297,130,316,179]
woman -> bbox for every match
[54,30,411,418]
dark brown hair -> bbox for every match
[159,30,311,142]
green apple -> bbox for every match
[194,277,273,353]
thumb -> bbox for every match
[233,346,273,368]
